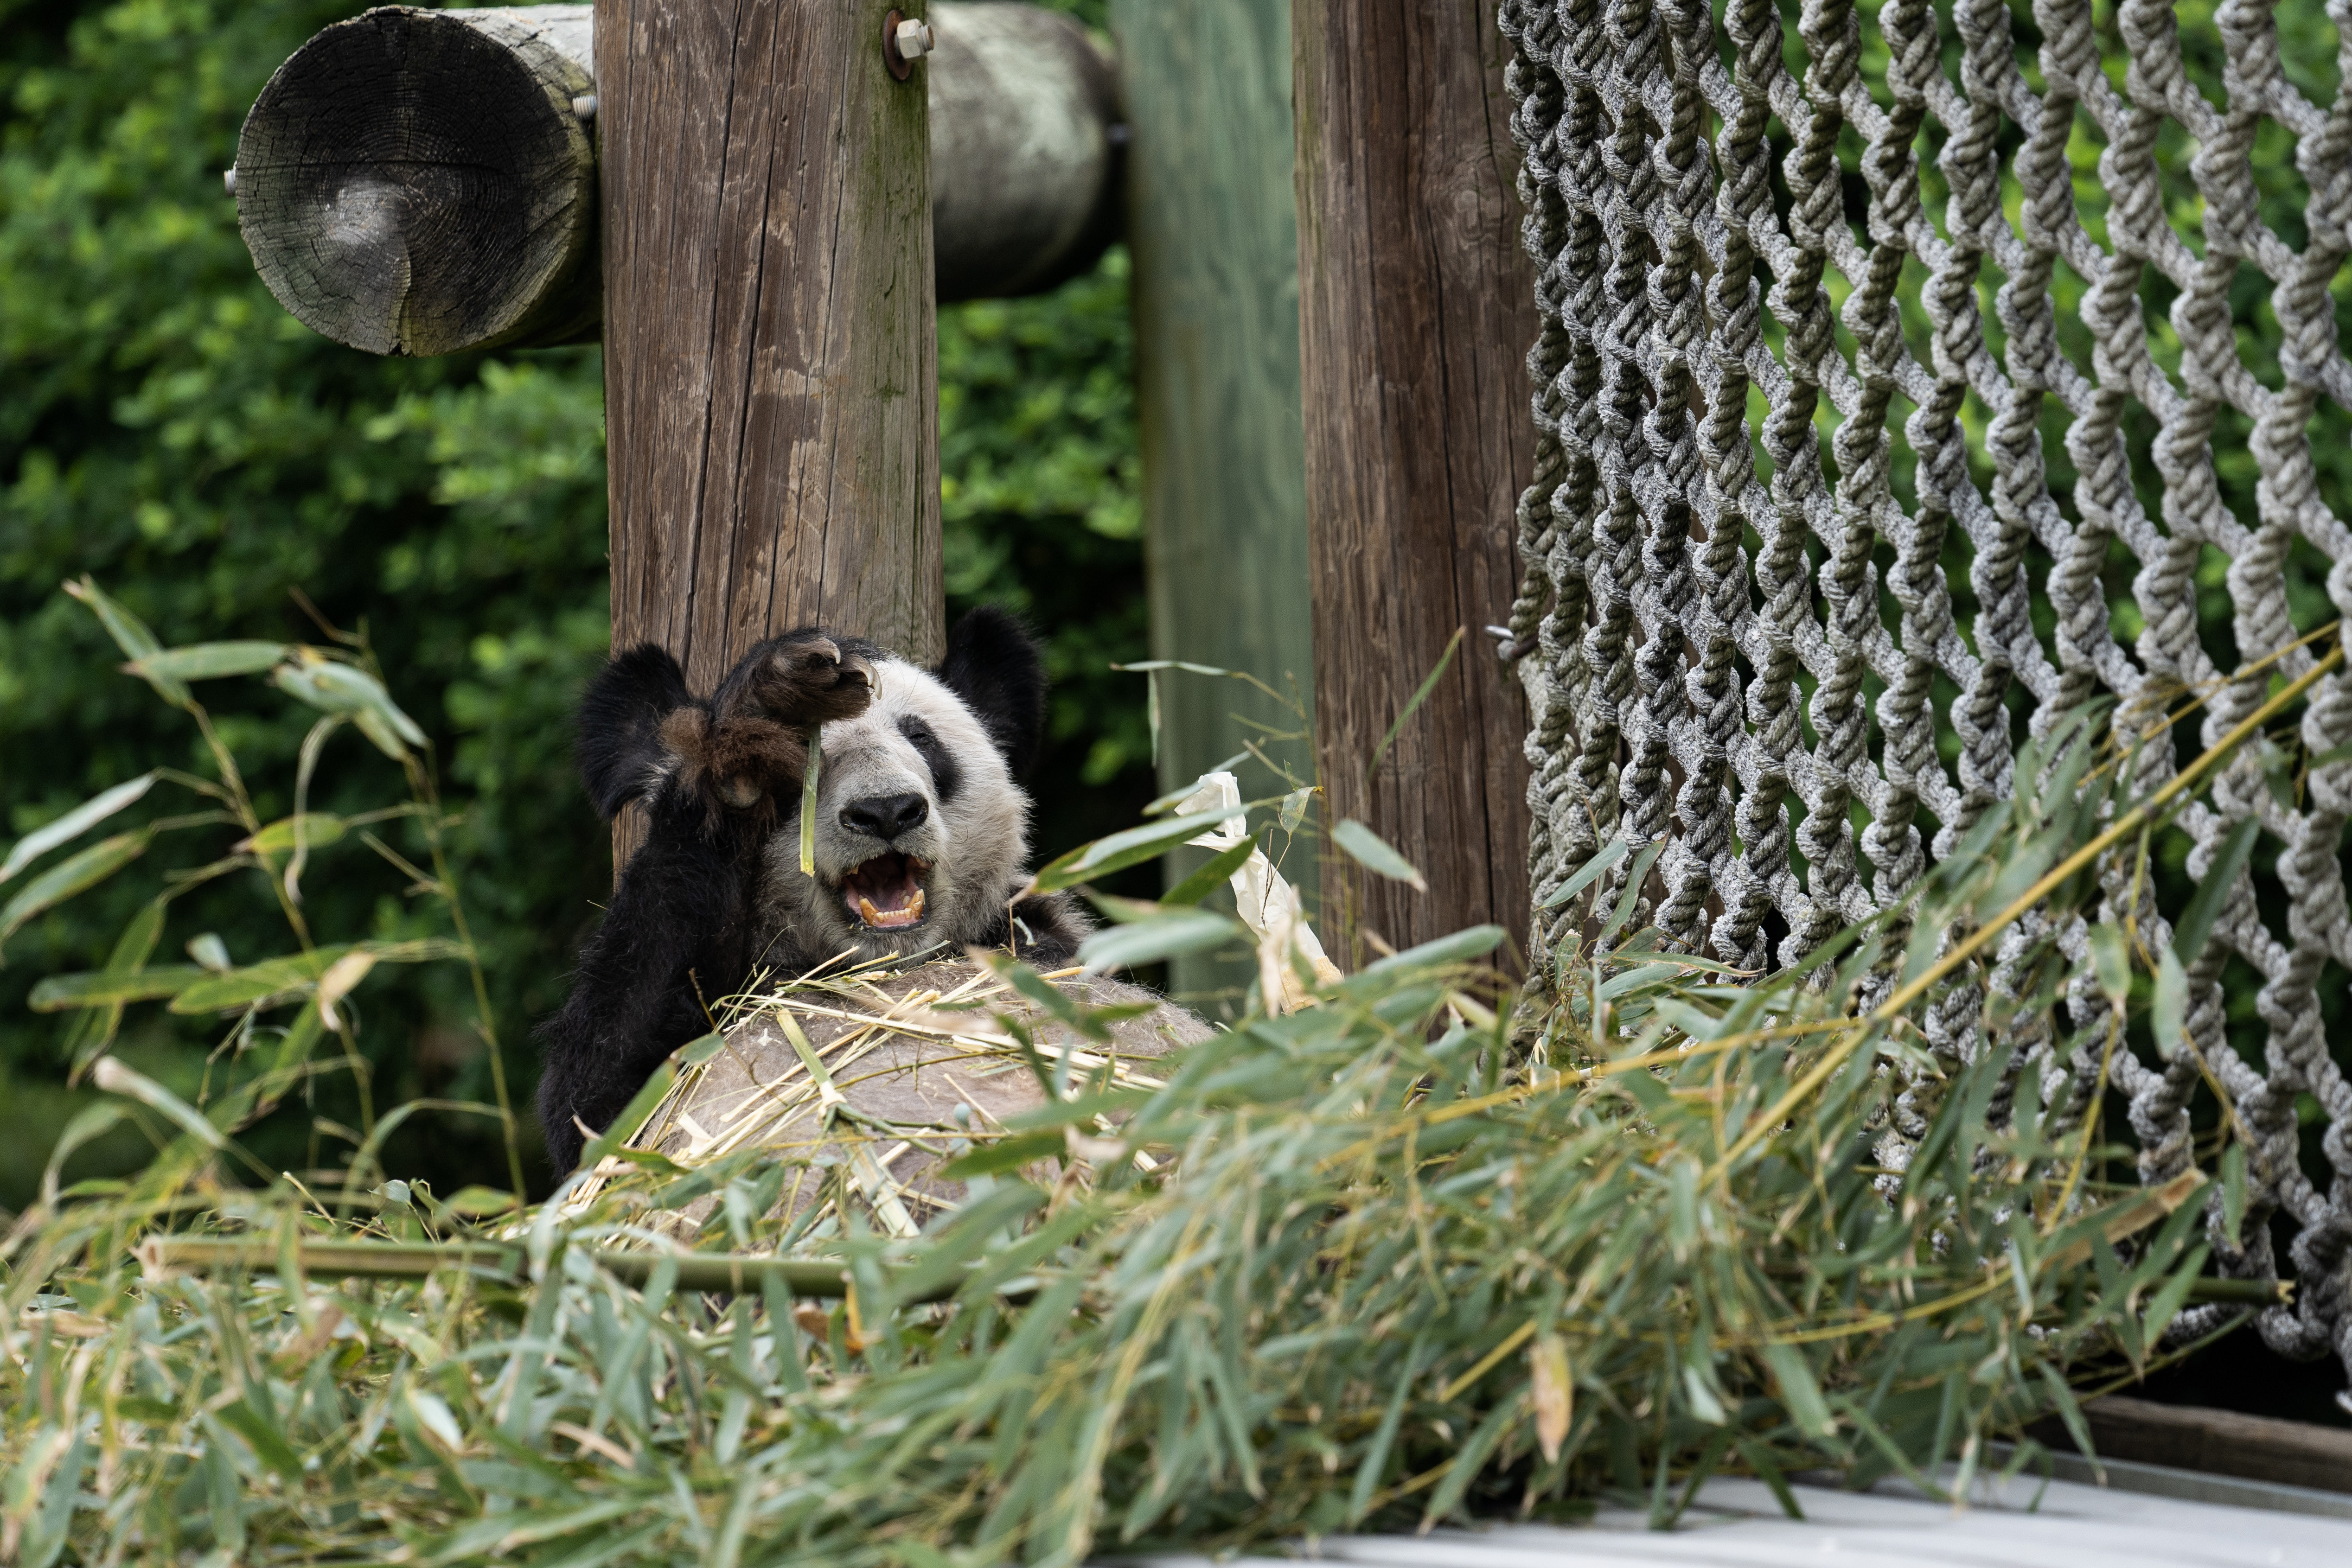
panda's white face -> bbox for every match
[753,656,1030,969]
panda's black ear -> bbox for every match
[577,644,696,819]
[936,607,1047,778]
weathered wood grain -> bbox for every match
[598,0,942,868]
[599,0,942,683]
[1110,0,1316,1008]
[1291,0,1535,964]
[2050,1396,2352,1496]
[234,6,600,356]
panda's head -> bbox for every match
[756,609,1046,962]
[574,608,1053,969]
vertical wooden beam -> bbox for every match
[1291,0,1534,962]
[1112,0,1316,1005]
[597,0,942,710]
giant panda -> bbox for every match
[535,609,1088,1174]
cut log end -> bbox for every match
[234,6,597,357]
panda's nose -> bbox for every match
[840,792,929,841]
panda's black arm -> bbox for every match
[534,799,753,1174]
[576,644,694,820]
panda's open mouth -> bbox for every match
[839,852,930,930]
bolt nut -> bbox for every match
[882,9,931,80]
[571,94,598,121]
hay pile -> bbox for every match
[599,956,1210,1232]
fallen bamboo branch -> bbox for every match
[136,1236,971,1302]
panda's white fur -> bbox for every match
[754,656,1033,968]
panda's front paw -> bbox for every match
[761,637,874,727]
[683,634,876,819]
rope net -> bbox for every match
[1498,0,2352,1380]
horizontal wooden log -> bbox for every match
[233,2,1121,357]
[235,6,599,356]
[2044,1396,2352,1496]
[929,2,1121,301]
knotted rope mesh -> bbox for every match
[1499,0,2352,1382]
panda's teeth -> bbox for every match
[855,886,926,930]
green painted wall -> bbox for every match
[1110,0,1315,1012]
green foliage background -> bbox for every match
[0,0,1151,1203]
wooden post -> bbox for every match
[596,0,942,816]
[1291,0,1535,963]
[1110,0,1316,1006]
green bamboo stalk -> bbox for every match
[135,1236,965,1301]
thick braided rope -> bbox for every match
[1500,0,2352,1387]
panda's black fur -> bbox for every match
[536,608,1088,1174]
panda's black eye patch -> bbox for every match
[897,714,962,803]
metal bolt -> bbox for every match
[882,9,932,80]
[223,168,237,197]
[571,94,597,121]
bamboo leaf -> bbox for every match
[0,830,150,957]
[2086,922,2131,1006]
[799,723,824,877]
[124,641,291,682]
[938,1132,1062,1180]
[66,577,187,706]
[166,939,463,1014]
[1596,841,1664,945]
[1077,909,1242,973]
[0,771,158,886]
[1540,832,1628,907]
[1369,626,1463,781]
[575,1061,681,1173]
[2172,815,2261,963]
[63,896,170,1071]
[215,1397,305,1480]
[238,813,348,856]
[1344,925,1505,988]
[1141,752,1249,816]
[168,945,359,1013]
[31,965,207,1013]
[1032,810,1243,894]
[2222,1143,2249,1247]
[1112,659,1240,677]
[1160,839,1256,906]
[39,1102,128,1206]
[2153,945,2190,1060]
[1759,1341,1836,1438]
[1531,1332,1573,1463]
[271,650,426,758]
[92,1057,223,1148]
[1330,818,1427,891]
